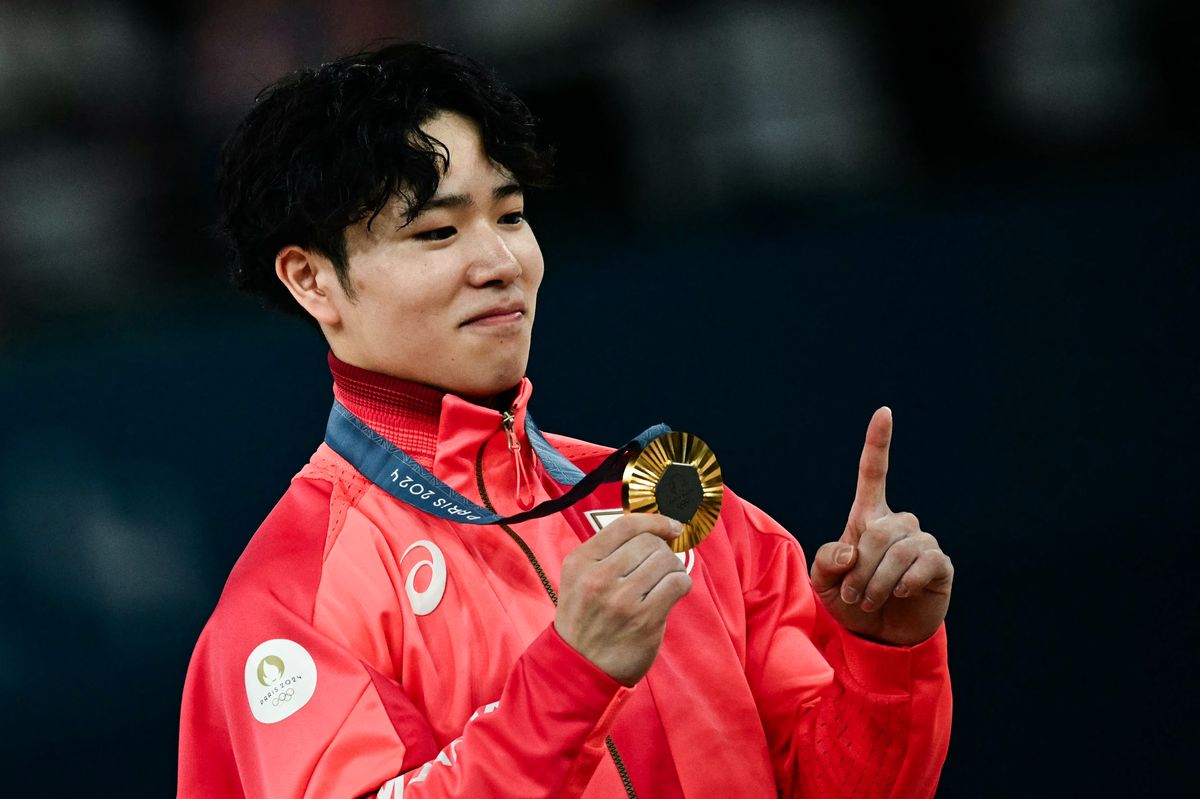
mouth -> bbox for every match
[460,301,527,327]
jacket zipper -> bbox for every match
[501,409,518,448]
[474,432,637,799]
[501,410,536,511]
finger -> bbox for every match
[638,554,692,614]
[809,540,858,596]
[838,514,910,605]
[604,533,675,580]
[850,407,893,523]
[622,545,686,595]
[580,513,682,559]
[858,531,939,612]
[893,549,955,599]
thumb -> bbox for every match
[809,541,857,595]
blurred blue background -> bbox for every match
[1,1,1196,795]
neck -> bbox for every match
[328,352,527,470]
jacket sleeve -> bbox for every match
[370,625,633,798]
[178,478,632,799]
[732,495,953,799]
[180,593,632,799]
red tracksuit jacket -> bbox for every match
[178,357,951,798]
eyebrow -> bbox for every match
[417,182,524,215]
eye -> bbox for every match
[415,226,457,242]
[499,211,526,226]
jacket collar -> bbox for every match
[328,352,533,476]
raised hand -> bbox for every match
[809,408,953,646]
[555,514,692,685]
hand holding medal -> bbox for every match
[622,431,724,552]
[558,429,722,686]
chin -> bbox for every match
[452,363,527,402]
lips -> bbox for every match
[460,300,526,327]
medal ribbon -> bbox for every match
[324,400,670,524]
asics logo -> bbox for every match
[400,540,447,616]
[678,548,696,575]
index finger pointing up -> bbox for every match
[851,406,893,521]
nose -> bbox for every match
[466,227,522,287]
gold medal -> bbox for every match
[622,431,724,552]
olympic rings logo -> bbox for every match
[271,688,296,707]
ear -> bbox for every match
[275,245,345,327]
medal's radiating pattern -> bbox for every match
[622,431,724,552]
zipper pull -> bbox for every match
[501,408,535,510]
[501,409,520,454]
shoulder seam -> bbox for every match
[322,471,371,563]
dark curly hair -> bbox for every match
[215,42,553,322]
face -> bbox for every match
[325,112,544,400]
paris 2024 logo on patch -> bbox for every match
[244,639,318,724]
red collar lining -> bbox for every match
[329,353,444,470]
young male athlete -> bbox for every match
[179,43,954,798]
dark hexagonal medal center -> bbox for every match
[655,463,703,524]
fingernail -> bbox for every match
[841,584,859,604]
[893,583,909,598]
[668,518,683,533]
[835,545,854,567]
[860,597,875,612]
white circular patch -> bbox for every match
[244,639,317,724]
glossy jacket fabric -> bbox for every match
[178,364,952,798]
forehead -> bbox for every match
[421,111,515,189]
[348,111,519,244]
[346,116,519,247]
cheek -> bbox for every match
[359,263,446,324]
